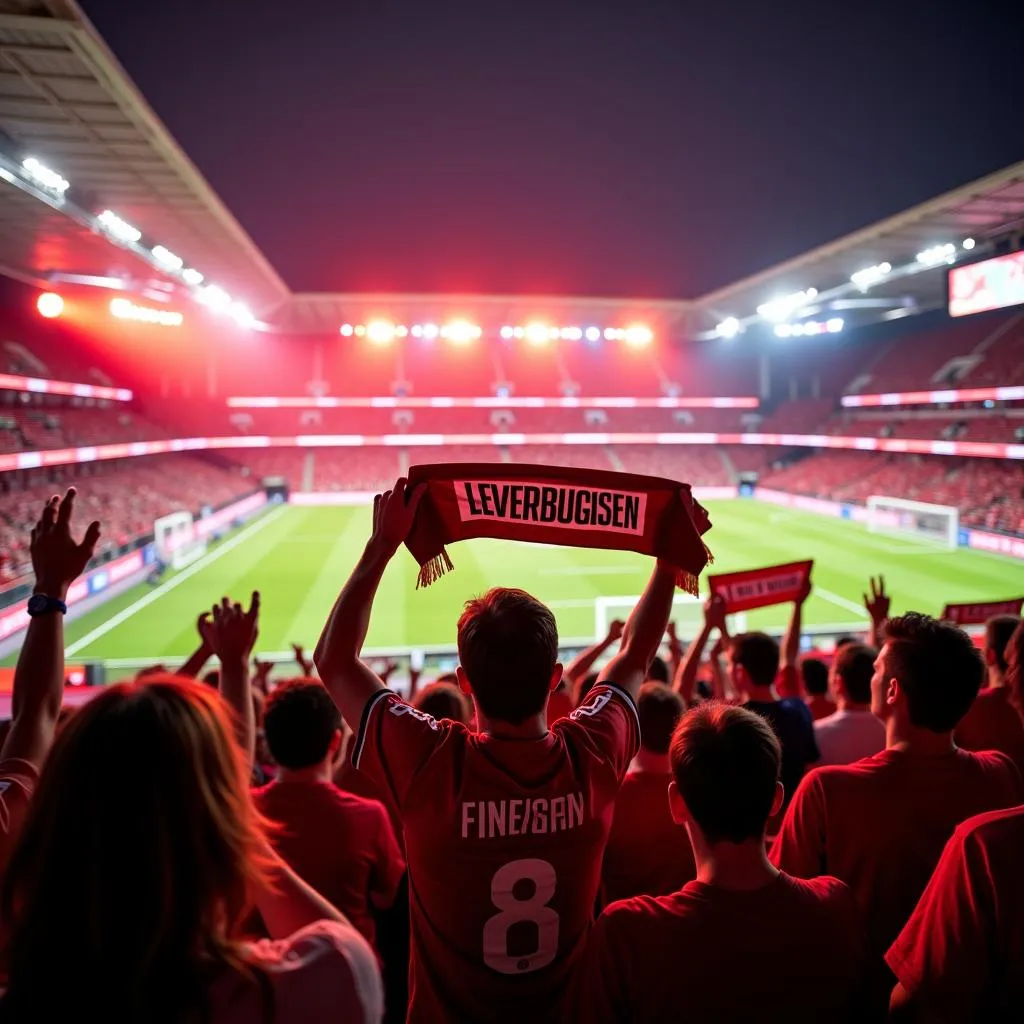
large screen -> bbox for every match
[948,249,1024,317]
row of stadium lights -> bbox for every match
[19,156,256,328]
[36,292,184,327]
[340,320,654,347]
[715,238,977,340]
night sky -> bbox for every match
[82,0,1023,299]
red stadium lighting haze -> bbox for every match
[623,325,653,348]
[366,320,397,345]
[37,292,64,319]
[525,322,550,346]
[443,319,481,345]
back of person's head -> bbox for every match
[413,682,470,724]
[835,635,857,649]
[457,588,559,724]
[646,655,670,684]
[670,703,781,844]
[728,632,780,690]
[263,677,340,769]
[1006,620,1023,711]
[985,615,1021,674]
[881,613,984,732]
[801,658,829,697]
[831,643,876,705]
[0,675,269,1022]
[637,683,685,755]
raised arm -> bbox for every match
[665,621,684,680]
[314,479,422,731]
[198,593,260,764]
[781,576,811,672]
[176,613,214,679]
[2,489,100,769]
[597,561,678,703]
[564,620,624,687]
[864,575,890,649]
[672,595,727,703]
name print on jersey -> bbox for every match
[455,479,646,535]
[461,793,586,839]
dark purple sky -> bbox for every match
[82,0,1023,299]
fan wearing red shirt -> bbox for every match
[601,682,694,905]
[771,613,1023,966]
[314,479,676,1023]
[253,678,405,950]
[579,703,868,1023]
[887,803,1024,1020]
[955,615,1024,771]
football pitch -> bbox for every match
[40,499,1023,670]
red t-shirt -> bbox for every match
[253,780,405,948]
[354,683,640,1023]
[335,760,404,845]
[600,770,695,905]
[886,804,1024,1019]
[807,695,838,721]
[578,872,868,1023]
[954,687,1024,772]
[770,747,1023,956]
[0,758,38,876]
[546,689,574,727]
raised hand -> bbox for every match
[30,488,101,598]
[292,642,314,675]
[253,658,274,692]
[863,575,890,625]
[369,478,424,556]
[198,592,261,666]
[796,573,813,605]
[704,593,728,631]
[607,619,625,644]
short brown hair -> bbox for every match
[884,613,983,732]
[457,588,559,724]
[985,615,1021,673]
[832,643,876,705]
[670,703,780,844]
[637,683,684,754]
[729,632,780,688]
[413,682,470,724]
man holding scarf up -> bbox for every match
[314,469,711,1024]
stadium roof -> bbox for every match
[0,0,1020,337]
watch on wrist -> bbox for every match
[27,594,68,617]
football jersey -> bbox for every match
[354,683,640,1023]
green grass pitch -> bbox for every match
[40,499,1022,670]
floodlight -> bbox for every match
[36,292,64,318]
[716,317,740,339]
[422,323,439,339]
[757,288,817,322]
[22,157,69,195]
[826,317,845,333]
[500,326,514,339]
[445,319,480,344]
[584,326,601,342]
[97,209,142,244]
[197,284,231,310]
[623,325,653,348]
[182,268,204,286]
[525,322,550,345]
[340,323,354,336]
[916,243,955,266]
[229,302,255,328]
[151,245,183,271]
[366,320,397,344]
[962,238,976,250]
[774,324,792,338]
[851,262,891,289]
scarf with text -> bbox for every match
[404,463,713,594]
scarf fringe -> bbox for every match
[677,570,700,597]
[416,548,454,589]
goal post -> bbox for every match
[153,510,207,570]
[866,495,959,549]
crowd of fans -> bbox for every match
[1,481,1022,1021]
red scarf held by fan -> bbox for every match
[403,463,713,595]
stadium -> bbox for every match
[0,6,1021,677]
[1,3,1024,1022]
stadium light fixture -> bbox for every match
[584,326,601,342]
[182,268,204,286]
[339,323,354,336]
[110,297,183,327]
[962,238,976,251]
[850,262,891,290]
[21,157,69,195]
[36,292,64,319]
[229,302,255,329]
[716,317,740,339]
[366,319,397,344]
[513,326,525,339]
[354,325,366,337]
[526,322,551,346]
[499,325,513,339]
[443,319,481,344]
[916,243,956,266]
[826,317,844,333]
[776,317,844,339]
[97,209,142,244]
[422,323,439,339]
[757,288,818,323]
[196,284,232,310]
[623,325,653,348]
[151,245,184,271]
[411,325,424,338]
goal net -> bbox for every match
[154,510,207,570]
[866,495,959,549]
[594,594,747,643]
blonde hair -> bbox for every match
[0,676,274,1023]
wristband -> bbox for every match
[27,594,68,617]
